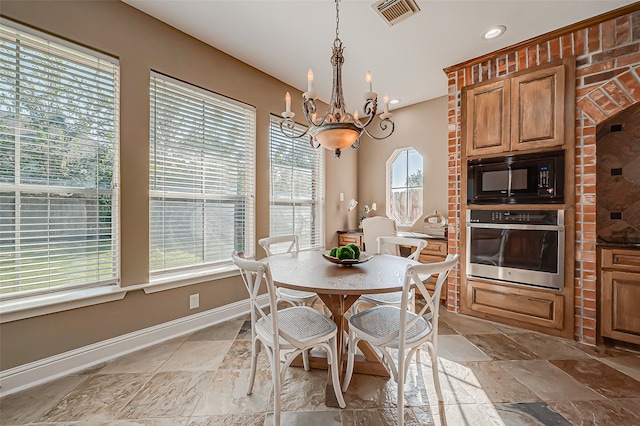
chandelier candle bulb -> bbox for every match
[304,68,318,99]
[380,94,392,120]
[366,70,372,92]
[282,92,295,118]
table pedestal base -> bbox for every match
[290,293,391,407]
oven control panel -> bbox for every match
[468,209,561,225]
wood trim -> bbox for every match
[443,3,640,74]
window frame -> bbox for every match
[149,72,256,278]
[0,20,120,301]
[386,147,424,227]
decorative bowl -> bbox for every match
[322,251,373,266]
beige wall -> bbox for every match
[0,0,355,370]
[357,96,448,232]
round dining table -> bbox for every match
[263,249,421,407]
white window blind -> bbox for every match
[150,73,255,275]
[269,115,324,250]
[0,22,119,298]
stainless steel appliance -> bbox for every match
[466,209,565,290]
[467,150,564,205]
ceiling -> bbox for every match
[123,0,635,113]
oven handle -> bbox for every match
[467,223,564,231]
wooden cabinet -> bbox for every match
[465,60,568,157]
[414,239,448,302]
[418,239,447,263]
[337,231,448,301]
[338,232,363,250]
[464,80,510,156]
[600,247,640,345]
[464,278,565,330]
[511,64,566,151]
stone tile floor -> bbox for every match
[2,308,640,425]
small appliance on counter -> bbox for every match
[423,211,447,238]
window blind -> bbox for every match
[269,115,324,250]
[0,22,119,298]
[150,73,255,275]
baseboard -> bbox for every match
[0,295,268,398]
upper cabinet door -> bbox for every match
[464,80,510,156]
[510,63,565,151]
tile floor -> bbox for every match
[2,308,640,425]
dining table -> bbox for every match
[263,248,422,407]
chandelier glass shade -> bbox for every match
[279,0,395,158]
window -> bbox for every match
[150,73,255,275]
[0,22,119,298]
[269,115,324,250]
[386,147,423,226]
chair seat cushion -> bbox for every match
[349,305,432,347]
[256,306,336,347]
[359,290,413,305]
[277,287,318,301]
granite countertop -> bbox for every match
[597,241,640,249]
[337,229,447,241]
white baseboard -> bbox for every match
[0,295,268,398]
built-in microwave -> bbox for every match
[467,150,564,205]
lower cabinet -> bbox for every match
[336,231,448,302]
[337,232,363,249]
[463,279,565,330]
[413,239,448,302]
[600,247,640,345]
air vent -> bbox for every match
[372,0,420,26]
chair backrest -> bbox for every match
[231,251,306,349]
[362,216,397,254]
[231,251,278,337]
[401,254,460,336]
[258,234,299,256]
[377,236,427,261]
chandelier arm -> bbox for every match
[309,135,321,149]
[356,97,378,128]
[302,98,331,127]
[279,119,311,139]
[351,136,361,150]
[360,118,395,141]
[304,110,331,128]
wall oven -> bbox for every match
[466,209,565,290]
[467,150,564,205]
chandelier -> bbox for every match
[280,0,395,158]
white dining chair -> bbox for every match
[232,252,346,425]
[258,234,322,371]
[342,254,460,426]
[361,216,397,254]
[350,236,427,315]
[259,235,321,308]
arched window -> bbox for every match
[386,148,423,226]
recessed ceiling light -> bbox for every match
[389,98,401,105]
[482,25,506,40]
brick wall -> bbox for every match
[446,9,640,344]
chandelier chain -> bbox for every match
[335,0,340,42]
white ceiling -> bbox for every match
[123,0,635,113]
